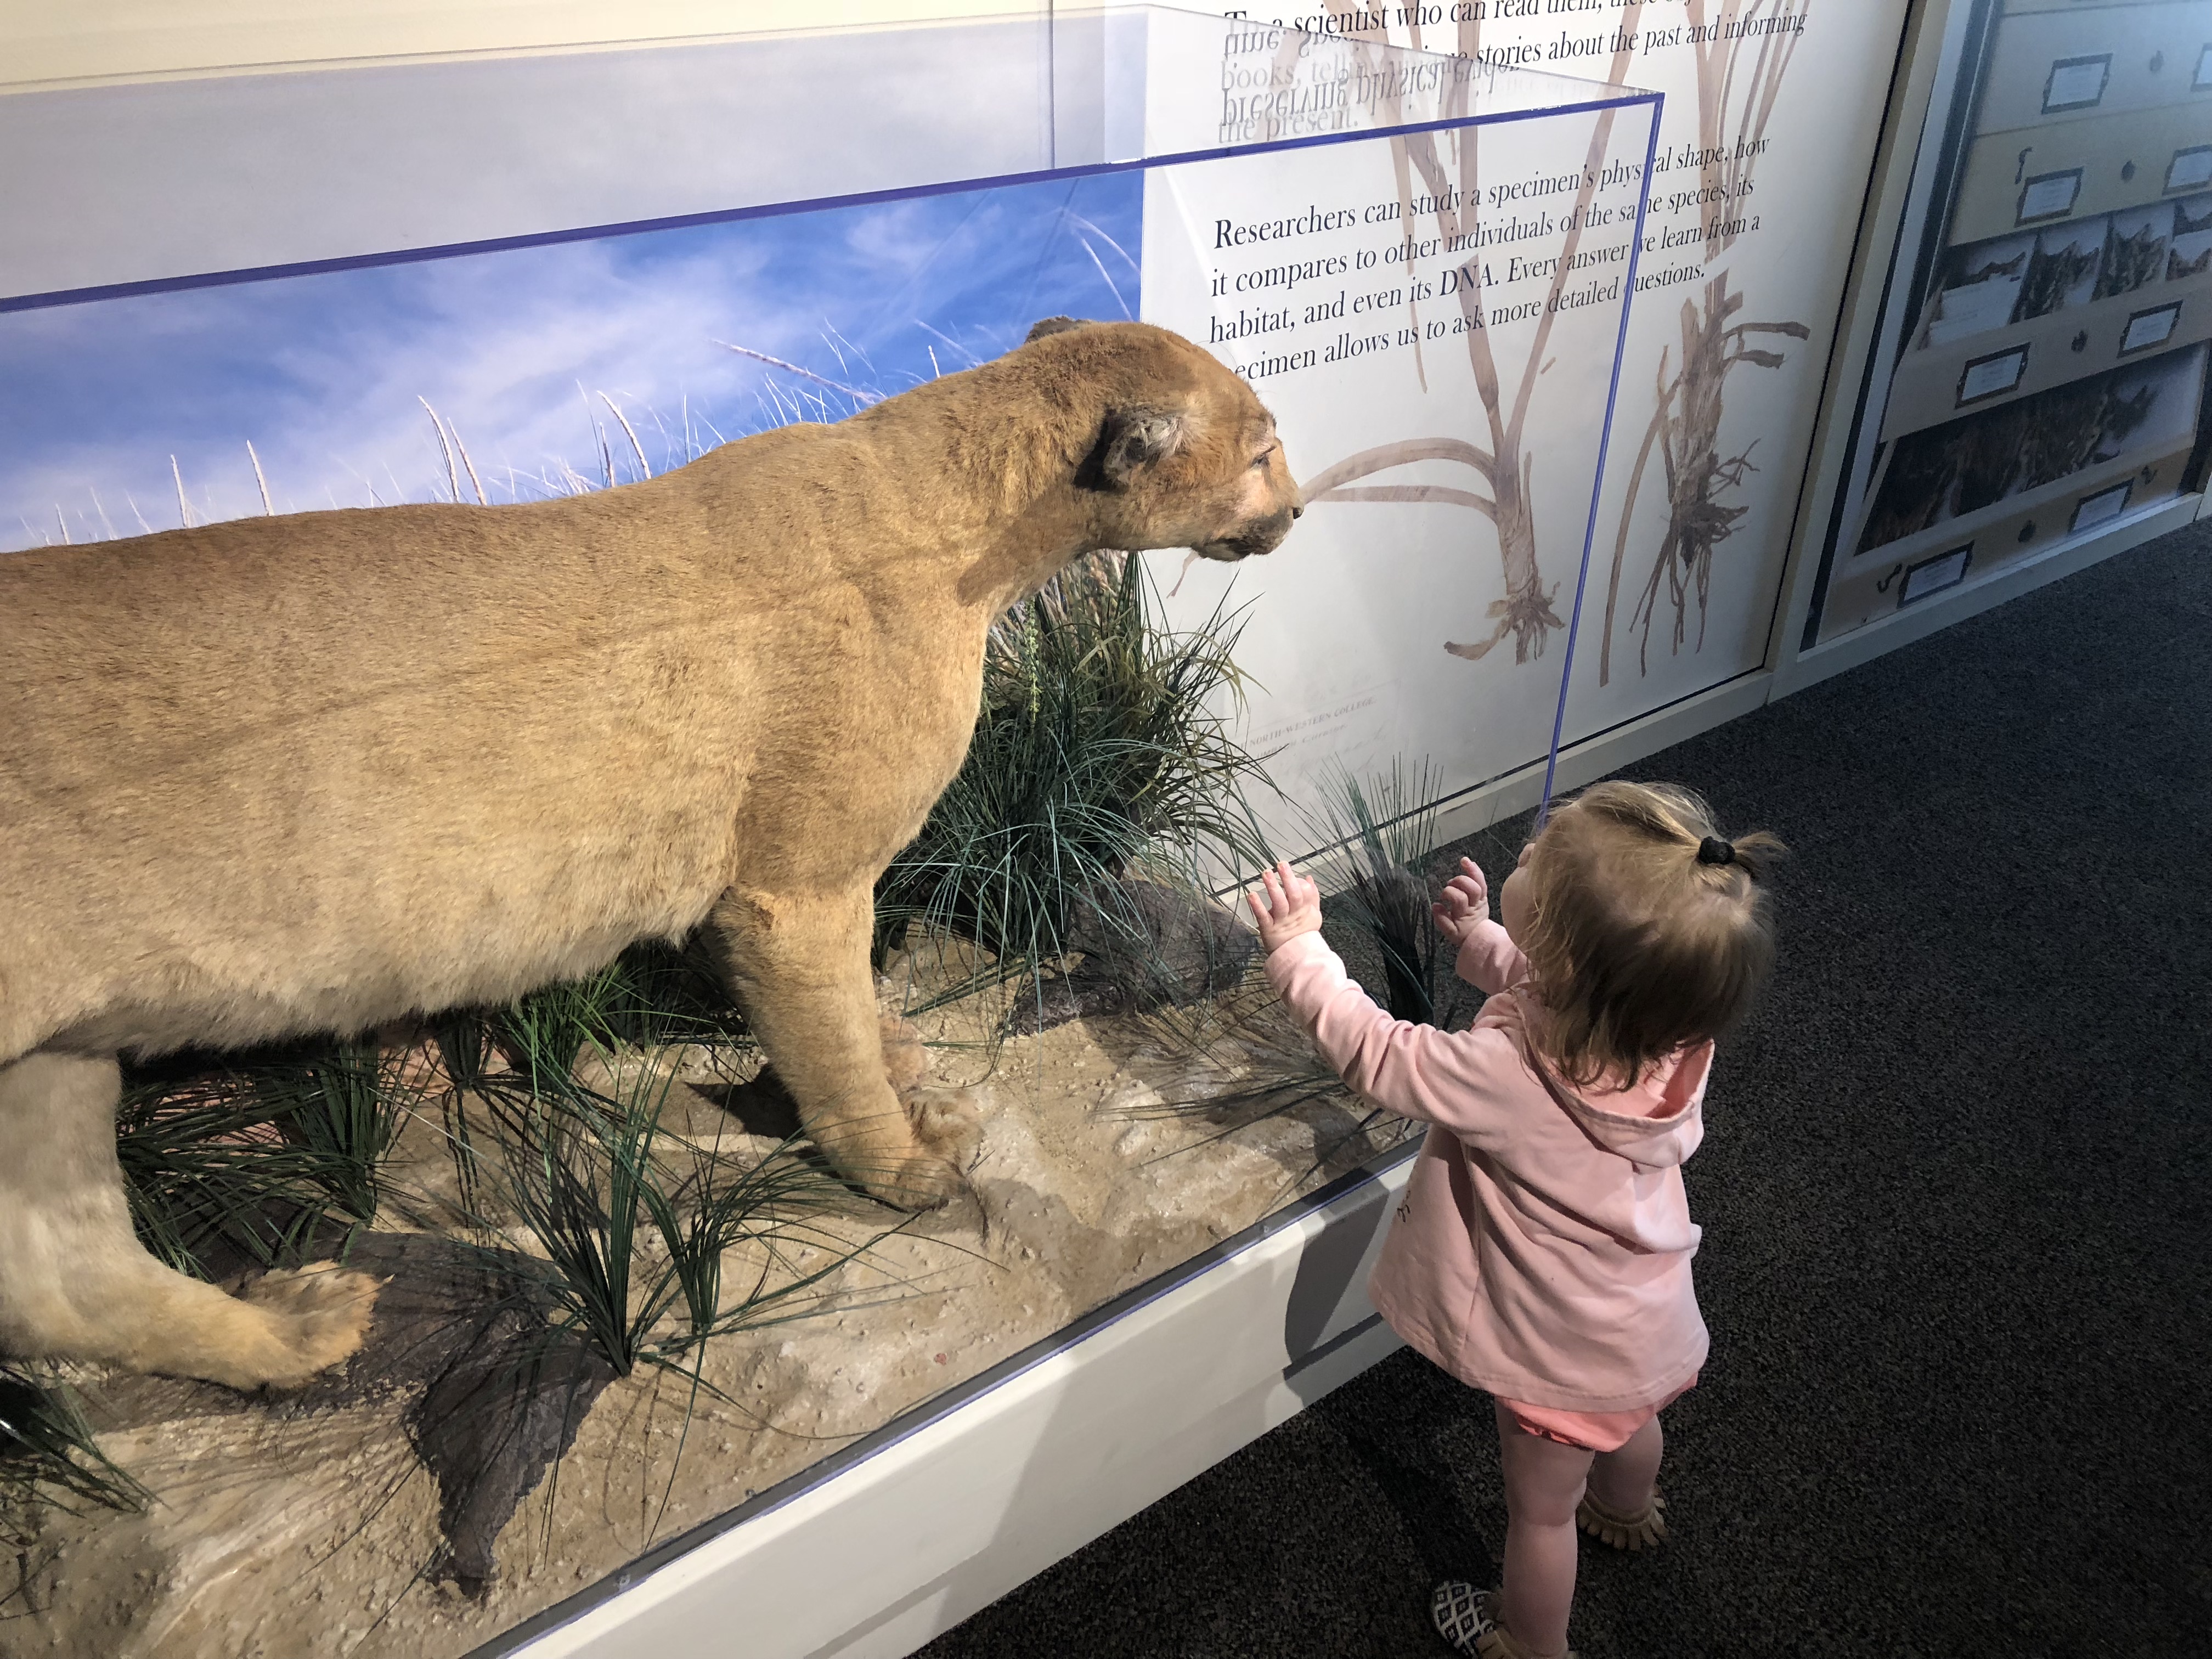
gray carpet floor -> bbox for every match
[917,517,2212,1658]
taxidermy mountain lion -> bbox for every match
[0,319,1302,1390]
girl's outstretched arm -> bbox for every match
[1434,856,1530,994]
[1258,914,1520,1144]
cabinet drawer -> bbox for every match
[1854,340,2205,559]
[1886,280,2210,439]
[1895,195,2212,433]
[1977,2,2212,134]
[1819,438,2194,640]
[1953,103,2212,242]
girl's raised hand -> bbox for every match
[1431,857,1490,947]
[1246,859,1323,952]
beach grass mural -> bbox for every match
[0,173,1142,552]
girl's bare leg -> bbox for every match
[1587,1413,1663,1515]
[1493,1398,1592,1658]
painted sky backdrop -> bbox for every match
[0,173,1141,551]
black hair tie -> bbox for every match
[1696,836,1736,867]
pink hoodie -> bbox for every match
[1266,916,1711,1413]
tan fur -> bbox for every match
[0,320,1301,1389]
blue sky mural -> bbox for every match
[0,172,1142,551]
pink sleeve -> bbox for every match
[1264,932,1521,1142]
[1454,919,1530,995]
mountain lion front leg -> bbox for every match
[0,1050,381,1389]
[709,884,972,1209]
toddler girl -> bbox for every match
[1247,781,1782,1659]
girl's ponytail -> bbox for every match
[1692,827,1786,882]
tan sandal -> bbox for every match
[1477,1619,1579,1659]
[1430,1583,1578,1658]
[1576,1487,1668,1550]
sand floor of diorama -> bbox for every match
[8,961,1400,1659]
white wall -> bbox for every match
[0,1,1042,88]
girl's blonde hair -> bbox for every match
[1516,781,1785,1089]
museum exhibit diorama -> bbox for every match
[0,10,1663,1655]
[1805,0,2212,640]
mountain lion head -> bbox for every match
[1022,317,1304,563]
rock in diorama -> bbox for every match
[0,318,1302,1393]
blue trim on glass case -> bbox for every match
[0,94,1660,317]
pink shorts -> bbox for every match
[1498,1373,1698,1453]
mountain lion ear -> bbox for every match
[1093,407,1189,488]
[1025,316,1090,343]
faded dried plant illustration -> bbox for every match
[2017,236,2102,319]
[1291,11,1651,664]
[2094,219,2167,301]
[1270,4,1814,683]
[1959,247,2028,286]
[1856,426,1959,551]
[2172,196,2212,281]
[1953,399,2032,515]
[1600,0,1813,684]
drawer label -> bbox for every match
[2194,43,2212,94]
[2168,146,2212,195]
[2042,55,2111,114]
[2071,480,2134,535]
[1957,345,2029,404]
[2018,169,2083,224]
[2120,300,2182,355]
[1900,545,1972,607]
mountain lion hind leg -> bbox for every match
[0,1049,381,1390]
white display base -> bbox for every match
[1423,672,1778,850]
[481,1148,1417,1659]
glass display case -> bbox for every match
[0,12,1656,1657]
